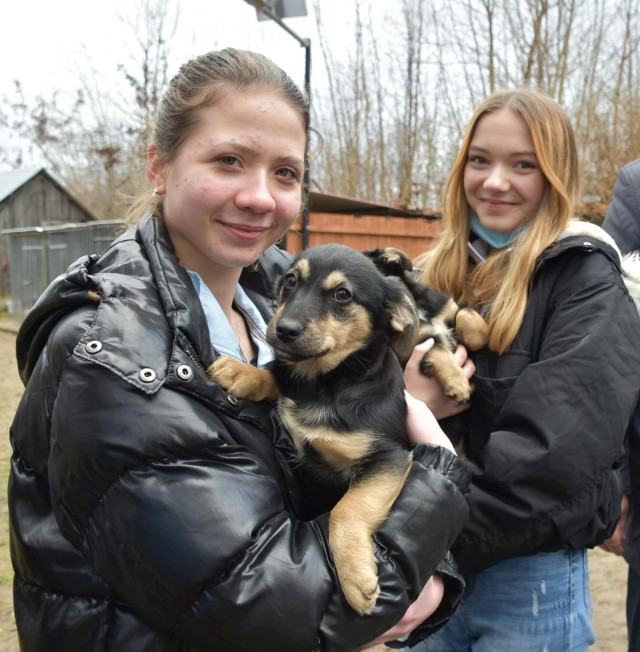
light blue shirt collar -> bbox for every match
[187,270,275,369]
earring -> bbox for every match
[152,187,158,197]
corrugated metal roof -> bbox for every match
[308,190,439,219]
[0,166,46,204]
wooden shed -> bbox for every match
[0,167,95,295]
[288,191,442,259]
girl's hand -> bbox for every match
[404,339,476,420]
[405,391,455,453]
[600,492,630,556]
[360,574,445,649]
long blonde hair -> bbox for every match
[420,88,580,353]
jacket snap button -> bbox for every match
[176,364,193,381]
[139,368,157,383]
[86,340,103,354]
[227,395,239,406]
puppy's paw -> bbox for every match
[207,356,247,390]
[455,307,489,351]
[420,353,470,403]
[338,557,381,616]
[207,356,279,402]
[441,374,471,403]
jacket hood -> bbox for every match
[16,215,291,387]
[557,219,640,312]
[15,216,204,389]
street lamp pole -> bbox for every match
[242,0,311,250]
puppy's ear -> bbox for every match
[384,277,420,360]
[363,247,413,277]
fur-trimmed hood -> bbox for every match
[559,219,640,312]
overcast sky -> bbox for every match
[1,0,354,103]
[0,0,380,170]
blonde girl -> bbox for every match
[407,88,640,651]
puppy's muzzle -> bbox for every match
[274,318,304,343]
[267,316,333,362]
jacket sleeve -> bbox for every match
[603,160,640,255]
[35,313,469,652]
[453,250,640,574]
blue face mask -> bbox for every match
[469,211,524,249]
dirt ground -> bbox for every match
[0,320,630,651]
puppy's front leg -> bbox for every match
[329,461,411,615]
[208,356,280,402]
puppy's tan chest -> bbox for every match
[280,398,371,471]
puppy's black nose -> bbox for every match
[276,319,304,343]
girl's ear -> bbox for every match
[146,143,166,195]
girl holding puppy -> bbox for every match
[9,48,470,651]
[406,88,640,651]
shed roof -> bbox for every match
[0,166,96,220]
[308,190,440,220]
[0,166,45,203]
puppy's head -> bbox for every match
[267,244,419,376]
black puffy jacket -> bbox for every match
[454,222,640,574]
[9,215,470,652]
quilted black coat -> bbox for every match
[9,215,470,652]
[453,224,640,574]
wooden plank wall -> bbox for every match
[286,212,443,260]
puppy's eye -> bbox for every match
[282,273,297,290]
[334,287,352,302]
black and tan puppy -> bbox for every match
[362,247,489,454]
[363,247,489,401]
[208,244,420,616]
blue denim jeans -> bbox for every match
[408,549,595,652]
